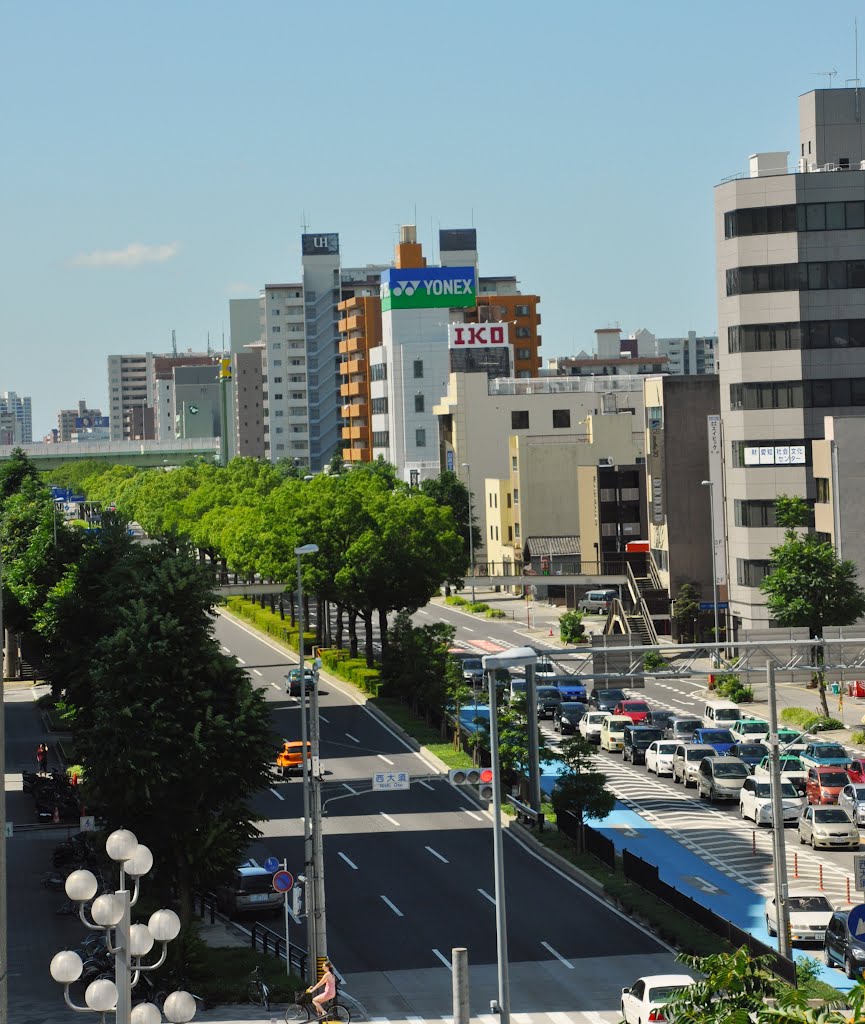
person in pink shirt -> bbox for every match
[308,960,336,1017]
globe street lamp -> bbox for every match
[480,646,538,1024]
[50,827,191,1023]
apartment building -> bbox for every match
[0,392,32,444]
[58,400,103,443]
[715,86,865,631]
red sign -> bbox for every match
[448,323,508,348]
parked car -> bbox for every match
[755,755,807,792]
[739,776,804,825]
[848,758,865,784]
[824,910,865,976]
[536,686,563,719]
[692,728,736,755]
[664,716,703,742]
[588,688,627,712]
[579,589,618,614]
[766,890,834,943]
[838,783,865,826]
[622,726,665,765]
[553,701,587,735]
[806,766,849,805]
[646,740,679,776]
[579,710,612,744]
[614,700,651,724]
[620,974,694,1024]
[800,742,851,769]
[554,677,587,702]
[798,805,860,849]
[728,742,769,772]
[600,715,632,753]
[729,718,770,744]
[645,709,677,731]
[460,657,484,686]
[778,727,804,748]
[697,756,750,801]
[285,667,316,696]
[672,744,718,787]
[215,859,284,918]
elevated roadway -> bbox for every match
[0,438,220,469]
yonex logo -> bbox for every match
[391,280,421,297]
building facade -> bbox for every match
[58,400,103,443]
[0,392,32,444]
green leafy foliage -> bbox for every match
[713,672,753,703]
[559,609,586,644]
[380,611,453,714]
[643,650,666,672]
[779,707,844,732]
[673,582,701,641]
[551,736,615,850]
[668,947,781,1024]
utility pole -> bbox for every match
[0,548,7,1024]
[766,661,792,959]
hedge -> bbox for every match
[319,647,381,696]
[780,706,845,732]
[445,595,467,607]
[225,597,315,655]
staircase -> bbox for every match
[626,613,653,645]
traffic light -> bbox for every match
[291,874,305,918]
[478,768,494,801]
[449,768,482,785]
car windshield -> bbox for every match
[675,720,702,732]
[646,986,689,1003]
[634,730,664,746]
[714,762,749,778]
[588,714,609,723]
[537,688,561,698]
[650,711,674,722]
[738,744,768,757]
[596,690,626,702]
[658,742,678,754]
[625,702,649,712]
[779,757,803,770]
[702,731,733,742]
[686,748,709,760]
[755,782,799,798]
[788,895,833,912]
[814,808,852,822]
[510,681,527,691]
[738,721,768,733]
[559,702,585,713]
[853,787,865,800]
[813,745,847,758]
[819,772,849,787]
[463,659,482,671]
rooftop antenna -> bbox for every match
[301,210,309,233]
[171,329,177,357]
[815,68,838,87]
[207,331,211,355]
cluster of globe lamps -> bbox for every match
[49,827,196,1024]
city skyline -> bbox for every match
[3,0,863,433]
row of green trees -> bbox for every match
[48,457,477,667]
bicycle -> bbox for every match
[284,987,350,1022]
[247,965,270,1011]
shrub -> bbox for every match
[445,595,467,607]
[559,610,587,644]
[485,608,506,619]
[853,730,865,745]
[780,706,844,732]
[467,602,490,614]
[643,650,666,672]
[713,672,753,703]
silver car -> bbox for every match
[798,805,860,850]
[838,783,865,827]
[697,756,750,801]
[672,744,718,787]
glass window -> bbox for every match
[809,321,829,348]
[782,204,798,231]
[816,478,831,503]
[413,360,423,379]
[847,201,865,228]
[414,394,424,413]
[826,202,845,229]
[828,262,847,289]
[812,379,833,407]
[849,261,865,288]
[511,410,529,429]
[833,378,851,406]
[516,347,532,360]
[808,262,827,290]
[830,321,849,347]
[851,321,865,347]
[766,206,784,233]
[806,204,826,230]
[852,379,865,405]
[415,428,426,447]
[552,409,571,429]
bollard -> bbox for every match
[752,831,756,855]
[793,853,799,879]
[848,878,853,905]
[819,863,824,890]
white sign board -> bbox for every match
[447,323,509,348]
[372,771,410,791]
[854,854,865,891]
[4,822,12,838]
[80,815,96,833]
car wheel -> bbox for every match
[799,830,806,844]
[811,834,816,848]
[739,803,745,818]
[846,956,857,979]
[825,948,834,967]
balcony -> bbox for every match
[343,358,366,376]
[340,402,368,419]
[338,336,365,355]
[343,446,370,462]
[346,424,369,441]
[342,381,365,398]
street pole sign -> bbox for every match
[263,856,280,873]
[272,869,294,893]
[372,771,410,791]
[848,904,865,939]
[854,855,865,892]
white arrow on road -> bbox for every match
[691,876,721,894]
[612,823,641,838]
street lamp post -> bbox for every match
[49,827,192,1024]
[701,480,720,665]
[461,463,475,604]
[480,646,538,1024]
[295,543,324,984]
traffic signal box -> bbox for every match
[448,767,494,801]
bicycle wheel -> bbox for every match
[285,999,309,1022]
[247,982,263,1006]
[328,1003,350,1023]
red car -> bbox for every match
[806,765,849,805]
[614,700,650,724]
[848,759,865,784]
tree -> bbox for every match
[473,693,556,785]
[380,611,453,718]
[0,446,40,501]
[558,609,586,644]
[760,495,865,716]
[673,582,700,642]
[550,736,615,851]
[666,947,781,1024]
[419,470,480,577]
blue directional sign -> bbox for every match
[263,856,280,873]
[699,602,729,610]
[848,903,865,940]
[272,870,294,893]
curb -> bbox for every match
[505,818,608,900]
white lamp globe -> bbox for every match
[131,1002,163,1024]
[106,828,138,862]
[49,950,83,984]
[129,923,154,957]
[91,893,124,927]
[84,978,118,1012]
[65,869,98,903]
[124,843,154,878]
[163,990,197,1023]
[148,908,181,942]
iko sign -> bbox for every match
[381,266,476,312]
[448,322,509,348]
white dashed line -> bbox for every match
[380,895,403,917]
[377,754,395,765]
[425,846,449,864]
[269,788,284,801]
[463,808,482,821]
[338,852,358,870]
[380,812,400,827]
[345,732,360,743]
[541,942,574,969]
[271,682,281,690]
[477,888,496,905]
[253,669,263,677]
[236,657,246,665]
[432,948,452,970]
[343,783,358,794]
[319,714,330,723]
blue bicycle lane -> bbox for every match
[458,708,855,992]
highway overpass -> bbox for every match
[0,438,220,469]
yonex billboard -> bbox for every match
[381,266,476,312]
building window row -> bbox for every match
[734,499,814,528]
[726,259,865,296]
[415,428,426,447]
[736,558,771,588]
[370,363,387,382]
[730,440,810,468]
[414,394,425,413]
[371,397,388,414]
[729,319,865,353]
[730,377,865,410]
[724,200,865,238]
[372,430,389,447]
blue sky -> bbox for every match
[4,1,864,434]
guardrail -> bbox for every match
[250,920,308,978]
[506,794,544,830]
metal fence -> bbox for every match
[555,811,616,869]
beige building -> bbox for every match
[813,415,865,590]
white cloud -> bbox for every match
[70,241,180,268]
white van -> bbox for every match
[702,699,742,729]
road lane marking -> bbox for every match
[338,852,358,870]
[221,645,231,653]
[253,669,263,677]
[431,948,452,970]
[269,788,284,801]
[380,812,400,827]
[419,780,434,790]
[584,1015,609,1024]
[477,888,496,905]
[377,754,395,765]
[271,682,281,690]
[380,895,403,917]
[418,610,430,616]
[541,942,574,969]
[464,626,474,632]
[236,657,246,665]
[346,732,360,743]
[319,714,330,723]
[463,808,482,821]
[425,846,449,864]
[343,783,358,794]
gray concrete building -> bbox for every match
[715,86,865,631]
[813,415,865,590]
[174,364,221,440]
[0,392,32,444]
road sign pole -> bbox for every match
[767,661,792,960]
[283,858,290,978]
[486,667,511,1024]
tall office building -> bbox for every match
[58,400,103,442]
[715,86,865,631]
[0,391,32,443]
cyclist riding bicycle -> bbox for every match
[308,961,336,1017]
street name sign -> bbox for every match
[372,771,410,791]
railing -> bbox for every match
[624,561,641,607]
[466,559,628,578]
[250,921,308,978]
[637,596,660,646]
[647,550,664,591]
[506,794,544,830]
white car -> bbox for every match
[754,755,807,792]
[729,718,770,744]
[579,710,612,745]
[739,776,804,825]
[600,715,631,753]
[798,805,860,850]
[646,740,678,776]
[765,890,834,943]
[838,783,865,826]
[621,974,694,1024]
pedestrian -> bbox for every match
[42,742,51,773]
[36,743,46,774]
